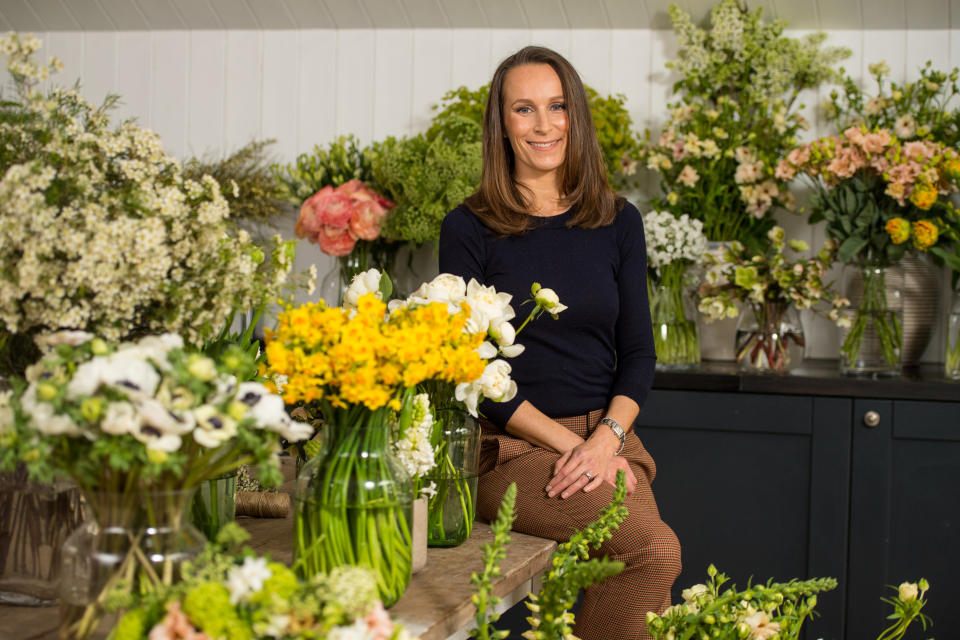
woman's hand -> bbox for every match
[545,431,618,499]
[607,456,638,495]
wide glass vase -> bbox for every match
[647,263,700,369]
[734,300,805,374]
[190,470,237,542]
[424,409,479,548]
[0,467,82,605]
[294,405,413,606]
[58,488,205,640]
[318,241,400,306]
[839,264,904,377]
[946,287,960,380]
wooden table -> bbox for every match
[0,515,556,640]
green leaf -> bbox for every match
[931,245,960,272]
[837,235,869,262]
[854,201,877,230]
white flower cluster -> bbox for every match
[19,332,311,453]
[642,211,708,270]
[0,34,296,346]
[391,393,437,486]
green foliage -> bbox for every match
[523,471,628,640]
[271,134,371,205]
[367,131,482,246]
[469,482,517,640]
[183,139,290,228]
[429,85,489,144]
[648,565,837,640]
[877,579,932,640]
[826,60,960,147]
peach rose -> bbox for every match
[318,226,357,257]
[349,200,386,241]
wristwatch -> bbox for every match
[599,417,626,456]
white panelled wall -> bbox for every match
[17,28,960,361]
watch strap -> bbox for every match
[599,417,626,456]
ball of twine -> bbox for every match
[236,491,290,518]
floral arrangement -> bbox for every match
[641,0,849,246]
[825,60,960,148]
[778,126,960,270]
[0,33,298,367]
[697,228,847,371]
[0,331,310,639]
[295,179,396,257]
[642,211,708,368]
[106,524,417,640]
[646,565,837,640]
[272,134,370,205]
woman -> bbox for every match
[438,46,681,640]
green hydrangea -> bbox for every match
[250,562,298,607]
[110,608,150,640]
[182,581,253,640]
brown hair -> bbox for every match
[464,46,621,236]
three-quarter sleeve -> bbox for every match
[609,205,657,411]
[438,208,526,427]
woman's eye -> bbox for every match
[550,102,566,111]
[516,106,532,114]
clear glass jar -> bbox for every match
[294,406,412,606]
[190,470,237,542]
[945,287,960,380]
[424,409,479,547]
[648,262,700,370]
[734,300,805,374]
[59,488,204,640]
[839,263,904,377]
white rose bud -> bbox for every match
[898,582,918,602]
[534,287,567,316]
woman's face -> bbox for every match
[501,63,568,182]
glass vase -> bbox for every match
[0,467,82,605]
[839,264,904,377]
[946,288,960,380]
[647,263,700,369]
[190,470,237,542]
[58,488,205,640]
[294,405,412,606]
[424,409,479,548]
[734,301,805,374]
[318,241,400,306]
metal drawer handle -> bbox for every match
[863,411,880,428]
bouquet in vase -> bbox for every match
[779,127,960,373]
[0,331,310,639]
[697,228,848,373]
[642,211,708,368]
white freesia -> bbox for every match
[226,556,272,604]
[391,393,436,483]
[344,269,383,309]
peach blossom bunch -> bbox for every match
[295,179,395,257]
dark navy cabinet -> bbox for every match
[635,363,959,640]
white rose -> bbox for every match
[411,273,466,304]
[344,268,383,309]
[898,582,918,602]
[454,381,482,418]
[479,359,517,403]
[534,287,567,315]
[489,319,516,347]
[465,279,515,333]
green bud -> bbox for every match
[227,400,247,421]
[22,448,40,462]
[146,448,168,464]
[707,564,717,577]
[90,338,109,355]
[36,382,58,401]
[80,397,103,422]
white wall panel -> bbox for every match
[951,30,960,70]
[336,30,377,142]
[81,32,116,109]
[115,33,151,125]
[490,29,533,65]
[905,30,951,79]
[297,30,338,153]
[44,31,84,96]
[262,31,301,160]
[224,31,261,151]
[152,31,188,158]
[450,28,494,88]
[373,30,414,139]
[570,29,611,93]
[411,29,453,132]
[609,30,649,129]
[188,31,226,157]
[863,29,906,79]
[528,29,571,56]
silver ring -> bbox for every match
[584,472,593,480]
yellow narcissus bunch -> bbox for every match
[263,293,486,411]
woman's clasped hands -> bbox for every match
[545,430,637,499]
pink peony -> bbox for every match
[318,226,357,257]
[349,200,386,241]
[364,601,395,640]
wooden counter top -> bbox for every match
[0,515,556,640]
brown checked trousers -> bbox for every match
[477,410,682,640]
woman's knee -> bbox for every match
[606,518,682,579]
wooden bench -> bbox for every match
[0,515,556,640]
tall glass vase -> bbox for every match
[318,241,400,306]
[294,404,413,606]
[734,301,805,374]
[946,287,960,380]
[58,488,204,640]
[647,262,700,369]
[425,409,479,548]
[839,263,904,377]
[190,470,237,542]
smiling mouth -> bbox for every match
[527,140,561,150]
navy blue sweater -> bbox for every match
[438,202,656,428]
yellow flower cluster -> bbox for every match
[885,218,910,244]
[263,293,486,411]
[884,217,940,250]
[909,182,938,210]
